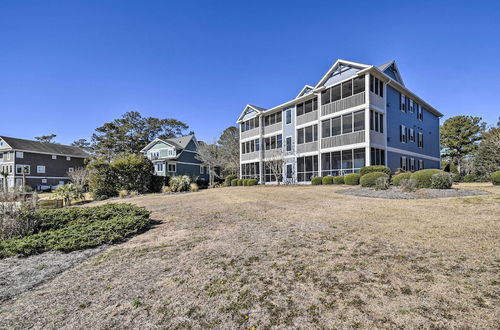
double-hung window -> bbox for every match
[409,128,415,142]
[400,157,407,171]
[285,109,292,124]
[418,133,424,148]
[409,99,414,113]
[417,106,423,121]
[400,94,406,112]
[400,125,407,143]
[37,165,46,174]
[286,137,292,152]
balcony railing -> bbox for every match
[321,130,365,149]
[241,151,260,162]
[370,92,385,109]
[321,92,365,117]
[263,122,282,135]
[296,141,318,154]
[296,110,318,126]
[241,127,259,140]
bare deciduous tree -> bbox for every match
[263,143,297,185]
[196,141,222,187]
[68,167,90,187]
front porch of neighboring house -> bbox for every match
[153,160,177,177]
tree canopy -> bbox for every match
[35,134,57,143]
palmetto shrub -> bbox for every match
[333,176,345,184]
[169,175,191,192]
[360,166,391,177]
[322,176,334,185]
[360,172,389,187]
[430,172,453,189]
[410,169,443,188]
[311,177,323,185]
[392,173,412,186]
[344,174,361,185]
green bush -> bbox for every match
[360,172,389,187]
[400,179,418,192]
[0,204,151,258]
[237,179,244,186]
[392,173,412,186]
[374,177,390,190]
[231,178,239,186]
[333,176,345,184]
[225,174,237,186]
[463,174,478,183]
[360,166,391,177]
[148,175,165,193]
[247,179,258,186]
[311,177,323,185]
[491,171,500,185]
[322,176,334,185]
[344,173,361,185]
[410,169,443,188]
[169,175,191,192]
[430,172,453,189]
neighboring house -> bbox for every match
[0,136,87,190]
[141,134,210,181]
[237,59,442,184]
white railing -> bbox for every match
[241,128,259,140]
[296,142,318,154]
[370,92,385,109]
[321,92,365,117]
[321,130,365,149]
[296,111,318,126]
[263,122,282,135]
[241,151,260,162]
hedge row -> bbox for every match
[360,172,389,187]
[229,178,258,186]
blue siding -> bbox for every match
[386,85,440,159]
[387,151,440,171]
[383,67,398,81]
[175,162,209,180]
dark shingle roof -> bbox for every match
[164,134,194,149]
[0,136,88,157]
[378,60,394,72]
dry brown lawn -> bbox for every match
[1,183,499,329]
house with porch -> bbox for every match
[141,134,210,182]
[237,59,442,184]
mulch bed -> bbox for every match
[337,187,490,199]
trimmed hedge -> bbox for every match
[322,176,334,185]
[360,172,389,187]
[344,173,361,185]
[311,177,323,185]
[463,174,478,182]
[225,175,237,186]
[492,171,500,185]
[0,204,150,258]
[237,179,244,186]
[410,169,443,188]
[231,178,239,186]
[430,172,453,189]
[333,176,345,184]
[392,173,412,186]
[360,166,391,177]
[247,179,258,186]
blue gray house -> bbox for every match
[237,59,442,183]
[141,134,209,181]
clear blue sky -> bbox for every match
[1,0,499,145]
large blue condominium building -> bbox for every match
[237,59,442,184]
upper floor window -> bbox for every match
[417,105,424,121]
[37,165,46,174]
[297,124,318,145]
[263,112,282,127]
[418,133,424,148]
[241,138,259,154]
[400,94,406,112]
[369,76,383,97]
[321,76,364,105]
[341,80,353,99]
[400,125,407,143]
[15,164,30,175]
[241,117,260,132]
[409,99,414,113]
[286,136,292,151]
[68,167,74,173]
[409,128,415,142]
[16,151,23,159]
[285,109,292,124]
[168,163,176,172]
[322,110,364,138]
[263,134,282,151]
[296,98,317,116]
[370,110,384,133]
[66,156,71,161]
[52,155,57,160]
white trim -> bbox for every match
[141,138,179,153]
[241,158,260,164]
[11,149,86,158]
[296,85,314,98]
[386,147,440,162]
[315,59,370,89]
[22,176,70,179]
[174,161,203,166]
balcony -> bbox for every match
[296,110,318,126]
[370,131,385,145]
[241,151,260,162]
[263,122,282,135]
[241,127,259,140]
[370,92,385,109]
[321,130,365,149]
[296,141,318,154]
[321,92,365,117]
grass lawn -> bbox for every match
[0,183,498,328]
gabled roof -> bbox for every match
[296,85,314,98]
[237,104,266,123]
[0,136,88,157]
[314,59,370,88]
[377,60,404,86]
[140,134,195,152]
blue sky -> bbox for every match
[0,0,499,144]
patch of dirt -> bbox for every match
[338,186,490,199]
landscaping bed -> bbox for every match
[337,186,490,199]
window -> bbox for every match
[409,99,414,113]
[286,137,292,152]
[156,163,164,172]
[332,117,342,136]
[370,110,384,133]
[16,165,30,175]
[41,179,47,184]
[353,111,365,132]
[370,76,383,97]
[400,157,407,171]
[263,112,282,126]
[342,113,352,134]
[410,158,415,171]
[409,128,415,142]
[418,160,424,170]
[353,76,365,95]
[200,165,205,174]
[241,117,260,132]
[370,148,385,165]
[68,167,74,173]
[16,152,23,159]
[321,90,330,105]
[59,181,65,186]
[400,94,406,112]
[37,165,46,174]
[168,163,176,172]
[297,155,318,182]
[331,84,341,102]
[400,125,407,143]
[296,98,317,117]
[286,164,293,179]
[52,155,57,160]
[277,135,282,148]
[242,162,260,179]
[263,134,282,150]
[285,109,292,124]
[322,119,331,138]
[241,139,259,154]
[297,125,318,144]
[321,148,365,176]
[255,139,260,151]
[342,80,353,98]
[66,156,71,161]
[417,105,423,121]
[418,133,424,148]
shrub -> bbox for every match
[410,169,443,188]
[231,178,239,186]
[0,193,38,240]
[344,174,361,185]
[392,173,412,186]
[374,177,390,190]
[53,183,85,206]
[190,183,199,192]
[311,177,323,185]
[148,175,165,193]
[244,179,251,186]
[463,174,478,183]
[237,179,244,186]
[400,179,418,192]
[225,175,237,186]
[162,186,171,193]
[360,166,391,177]
[129,191,139,197]
[491,171,500,185]
[430,172,453,189]
[333,176,345,184]
[0,204,151,258]
[169,175,191,192]
[247,179,258,186]
[119,190,130,198]
[360,172,389,187]
[322,176,334,185]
